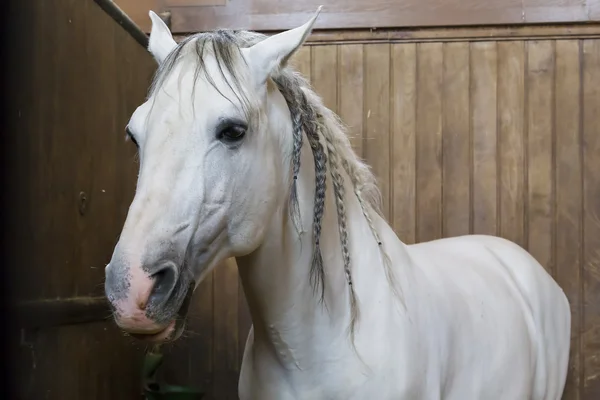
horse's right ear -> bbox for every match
[242,6,322,86]
[148,11,177,64]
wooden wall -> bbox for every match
[290,30,600,400]
[5,0,158,398]
[116,0,600,32]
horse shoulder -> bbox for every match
[403,235,569,398]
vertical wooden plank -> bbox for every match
[311,45,338,113]
[291,45,312,82]
[498,41,526,248]
[40,0,77,299]
[527,40,555,274]
[338,45,364,157]
[416,42,443,242]
[170,270,213,392]
[364,44,391,220]
[471,41,498,236]
[555,39,582,400]
[212,258,239,399]
[390,43,417,243]
[442,42,470,238]
[238,270,251,368]
[77,0,108,298]
[582,38,600,400]
[5,0,33,304]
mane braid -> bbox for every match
[322,126,359,337]
[341,160,404,307]
[274,72,328,304]
[303,103,328,304]
[274,77,304,235]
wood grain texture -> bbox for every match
[128,0,600,32]
[498,41,526,248]
[470,41,498,236]
[582,38,600,399]
[16,297,112,329]
[14,322,148,399]
[290,46,312,81]
[238,271,252,368]
[162,269,214,395]
[527,40,556,274]
[6,1,156,398]
[172,25,600,45]
[166,0,226,6]
[555,39,582,400]
[524,0,588,23]
[390,44,417,243]
[212,258,239,400]
[111,0,160,33]
[415,42,443,242]
[94,0,150,47]
[311,45,339,113]
[364,44,392,220]
[6,0,152,302]
[338,45,364,157]
[442,42,470,237]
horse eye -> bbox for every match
[219,125,246,143]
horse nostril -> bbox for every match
[148,263,178,308]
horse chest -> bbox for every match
[241,334,427,400]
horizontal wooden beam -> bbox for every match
[166,0,600,33]
[172,23,600,45]
[16,296,113,329]
[303,24,600,44]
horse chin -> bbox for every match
[130,320,178,343]
[130,315,188,344]
[130,282,194,344]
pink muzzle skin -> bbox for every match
[110,264,170,334]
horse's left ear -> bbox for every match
[148,11,177,64]
[242,6,322,85]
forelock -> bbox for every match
[147,30,269,120]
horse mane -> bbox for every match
[147,29,398,338]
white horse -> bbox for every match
[104,7,571,399]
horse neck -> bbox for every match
[236,128,410,367]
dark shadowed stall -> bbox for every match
[5,0,156,398]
